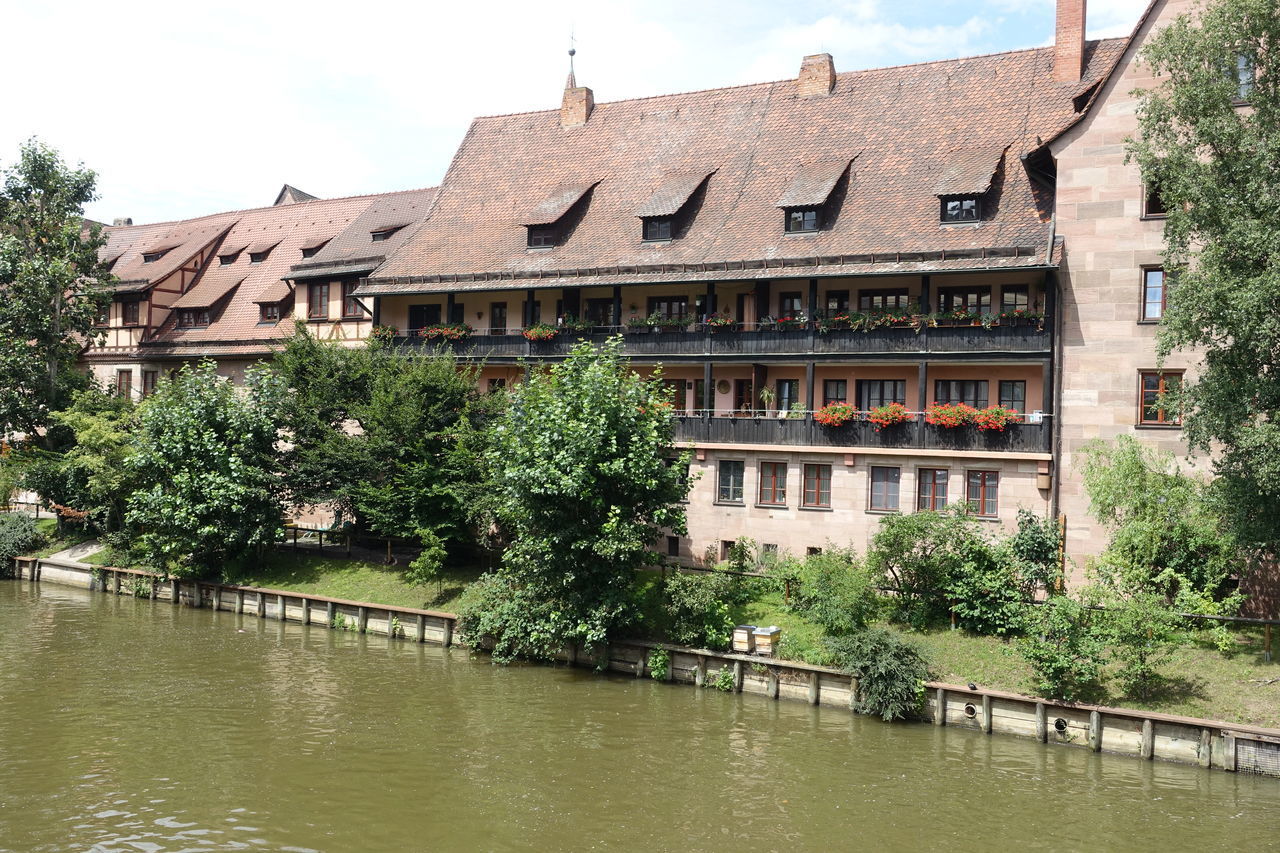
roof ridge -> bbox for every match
[105,186,438,231]
[470,39,1126,122]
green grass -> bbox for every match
[30,518,97,559]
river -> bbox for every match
[1,581,1276,851]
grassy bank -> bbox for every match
[30,518,96,559]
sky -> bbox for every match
[1,0,1149,225]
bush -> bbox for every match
[0,513,43,576]
[946,539,1026,636]
[660,570,751,649]
[868,509,991,630]
[1018,596,1107,701]
[824,628,930,721]
[790,547,880,635]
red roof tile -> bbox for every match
[775,158,853,208]
[521,181,600,226]
[635,171,715,218]
[933,147,1006,196]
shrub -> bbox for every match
[1018,596,1107,701]
[647,649,670,680]
[1006,508,1063,599]
[868,509,987,629]
[824,628,931,721]
[790,547,880,635]
[813,402,858,427]
[946,538,1026,636]
[0,513,42,576]
[660,570,750,649]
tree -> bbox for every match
[125,362,284,577]
[1128,0,1280,549]
[458,337,691,663]
[1018,596,1108,702]
[0,140,110,439]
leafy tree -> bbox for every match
[125,362,284,577]
[790,546,881,635]
[1078,435,1245,612]
[1128,0,1280,550]
[1089,563,1181,700]
[824,628,930,721]
[1005,507,1063,599]
[458,337,690,663]
[1018,596,1107,702]
[32,388,136,532]
[0,140,110,439]
[657,570,742,649]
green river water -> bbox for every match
[1,580,1277,852]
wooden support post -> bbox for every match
[733,660,743,692]
[934,688,946,726]
[357,606,368,633]
[1035,702,1047,743]
[416,614,426,644]
[1088,711,1102,752]
[807,671,819,705]
[1265,624,1273,663]
[302,597,311,625]
[1222,732,1237,772]
[635,651,645,678]
[767,668,779,700]
[1199,728,1213,768]
[171,578,180,605]
[695,656,707,687]
[236,589,245,614]
[256,593,266,619]
[849,677,860,712]
[149,578,157,600]
[112,571,121,596]
[1140,719,1154,760]
[326,601,335,626]
[442,619,454,648]
[981,694,992,734]
[279,594,288,621]
[387,610,396,638]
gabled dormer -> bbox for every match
[520,181,599,249]
[634,170,715,243]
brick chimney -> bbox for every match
[798,53,836,98]
[1054,0,1087,83]
[561,72,594,128]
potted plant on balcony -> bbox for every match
[813,402,858,427]
[973,405,1020,432]
[624,316,650,333]
[561,314,592,333]
[775,312,808,331]
[925,401,978,428]
[419,322,473,342]
[866,401,913,431]
[815,312,852,333]
[369,324,398,346]
[705,313,736,333]
[522,323,559,341]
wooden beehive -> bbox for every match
[752,625,781,656]
[732,625,757,654]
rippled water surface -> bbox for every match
[1,581,1278,852]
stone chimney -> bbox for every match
[112,217,133,226]
[798,53,836,98]
[561,72,594,128]
[1054,0,1086,83]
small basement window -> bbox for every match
[642,217,673,242]
[784,207,821,233]
[941,197,981,223]
[527,224,558,249]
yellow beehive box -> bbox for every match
[752,625,781,656]
[732,625,757,653]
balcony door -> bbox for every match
[408,304,441,333]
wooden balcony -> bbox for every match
[394,318,1050,362]
[671,413,1052,454]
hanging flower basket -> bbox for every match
[924,402,978,428]
[866,402,913,431]
[418,323,472,341]
[814,402,859,427]
[522,324,559,341]
[973,405,1020,432]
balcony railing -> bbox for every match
[671,412,1052,454]
[393,317,1049,360]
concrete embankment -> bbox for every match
[15,554,1280,778]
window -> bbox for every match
[488,377,507,392]
[141,370,158,398]
[778,292,803,316]
[1139,371,1182,425]
[941,196,981,223]
[858,288,910,311]
[776,379,799,413]
[935,380,988,409]
[857,379,906,410]
[647,296,689,321]
[248,249,271,264]
[490,303,507,335]
[585,298,613,326]
[121,300,140,326]
[1000,285,1029,314]
[115,370,132,398]
[784,207,821,233]
[308,283,330,320]
[342,283,365,319]
[141,249,169,263]
[694,379,707,412]
[642,217,673,241]
[259,303,281,323]
[527,225,557,248]
[1143,184,1168,218]
[300,244,325,259]
[939,287,992,314]
[824,291,849,313]
[870,466,901,512]
[1142,268,1167,321]
[218,252,239,265]
[917,468,949,511]
[371,226,403,243]
[95,304,110,326]
[177,309,210,328]
[1228,53,1255,102]
[822,379,847,406]
[762,543,778,556]
[802,464,831,508]
[666,379,688,413]
[666,536,680,558]
[408,304,441,332]
[720,540,736,561]
[717,460,745,503]
[733,379,754,413]
[998,380,1026,412]
[806,546,823,556]
[758,462,787,506]
[966,471,999,517]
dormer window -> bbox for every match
[642,217,673,242]
[141,249,170,263]
[248,249,271,264]
[941,196,981,223]
[259,303,281,323]
[177,308,211,328]
[527,224,559,249]
[371,227,403,243]
[784,207,821,233]
[219,253,239,265]
[301,245,322,258]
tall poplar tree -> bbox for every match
[1128,0,1280,550]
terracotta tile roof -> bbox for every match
[932,147,1006,196]
[521,181,600,226]
[288,187,436,281]
[169,274,244,310]
[369,39,1125,293]
[775,158,853,208]
[634,171,715,218]
[102,214,239,292]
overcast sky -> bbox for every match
[2,0,1148,225]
